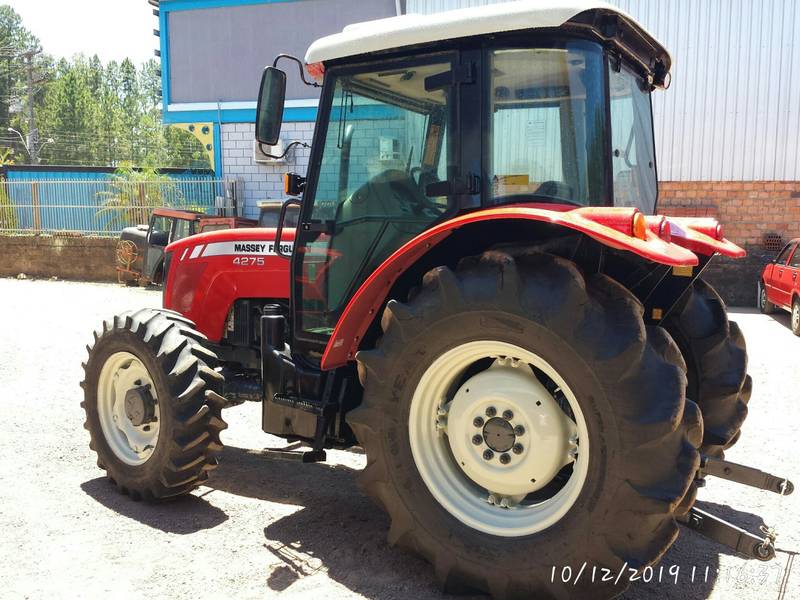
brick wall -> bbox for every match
[659,181,800,306]
[0,235,118,282]
[221,122,314,219]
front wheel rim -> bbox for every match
[97,352,160,465]
[408,340,589,538]
[793,304,799,330]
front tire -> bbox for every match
[81,308,227,500]
[758,280,775,314]
[792,299,800,336]
[350,252,701,599]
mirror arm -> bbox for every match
[272,54,321,88]
[258,140,310,160]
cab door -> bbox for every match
[770,242,797,308]
[144,214,171,281]
[290,52,463,349]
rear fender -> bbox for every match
[321,205,714,370]
[664,217,745,258]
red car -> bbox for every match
[759,237,800,334]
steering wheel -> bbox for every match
[351,169,443,216]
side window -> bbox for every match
[488,43,608,206]
[148,216,171,247]
[172,219,192,242]
[609,63,657,212]
[789,245,800,268]
[776,244,794,265]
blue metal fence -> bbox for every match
[0,171,239,236]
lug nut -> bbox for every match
[499,453,511,464]
[513,443,524,455]
[473,416,484,428]
[485,406,497,417]
[483,449,494,461]
[502,409,514,420]
[472,434,483,445]
[514,425,525,436]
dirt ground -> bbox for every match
[0,277,798,600]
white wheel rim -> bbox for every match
[759,283,767,309]
[97,351,160,465]
[793,304,799,330]
[409,340,589,537]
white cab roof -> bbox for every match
[306,0,657,64]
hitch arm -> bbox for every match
[700,456,794,495]
[679,507,776,561]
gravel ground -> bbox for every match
[0,277,797,600]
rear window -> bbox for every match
[199,223,232,233]
[259,205,300,228]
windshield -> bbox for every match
[488,41,608,206]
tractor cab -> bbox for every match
[257,1,669,351]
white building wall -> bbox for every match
[221,122,314,218]
[406,0,800,182]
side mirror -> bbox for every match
[256,66,286,145]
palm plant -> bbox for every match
[96,163,183,230]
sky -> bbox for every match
[5,0,157,64]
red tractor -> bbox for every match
[81,3,792,597]
[116,208,257,286]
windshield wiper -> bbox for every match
[336,90,354,150]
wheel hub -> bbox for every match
[442,359,578,498]
[97,352,160,465]
[124,385,156,427]
[482,417,515,452]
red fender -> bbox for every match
[320,204,743,370]
[665,217,746,258]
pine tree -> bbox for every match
[0,5,212,169]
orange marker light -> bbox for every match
[306,61,325,83]
[632,212,648,240]
[283,173,290,195]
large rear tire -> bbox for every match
[663,279,751,458]
[81,308,227,500]
[350,251,701,599]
